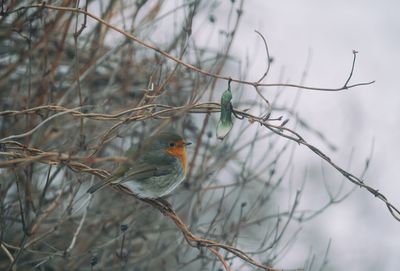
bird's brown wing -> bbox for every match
[117,164,174,184]
[86,164,162,194]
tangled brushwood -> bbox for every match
[0,1,398,271]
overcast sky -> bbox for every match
[226,1,400,270]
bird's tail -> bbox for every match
[87,176,115,194]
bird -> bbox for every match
[87,132,191,199]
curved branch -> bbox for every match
[140,198,280,271]
[9,3,374,92]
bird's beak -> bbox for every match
[184,142,192,146]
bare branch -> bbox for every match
[7,3,374,93]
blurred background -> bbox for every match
[227,0,400,270]
[0,1,399,270]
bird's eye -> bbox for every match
[169,142,176,147]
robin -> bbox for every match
[87,132,191,199]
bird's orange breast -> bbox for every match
[166,139,187,175]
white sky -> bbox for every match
[225,1,400,270]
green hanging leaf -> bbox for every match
[216,84,233,140]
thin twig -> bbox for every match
[65,194,91,254]
[255,30,271,83]
[343,50,358,87]
[0,106,87,143]
[1,243,15,271]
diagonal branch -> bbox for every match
[140,198,281,271]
